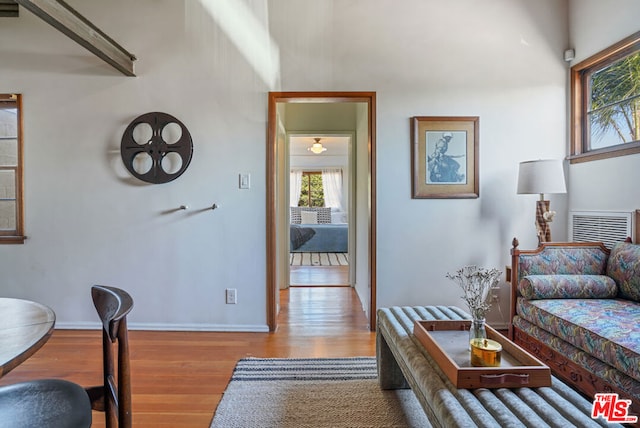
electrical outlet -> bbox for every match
[225,288,237,304]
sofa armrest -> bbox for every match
[518,275,617,299]
[608,241,640,302]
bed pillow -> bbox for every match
[290,207,301,224]
[331,210,347,224]
[291,207,331,224]
[315,207,331,224]
[300,211,318,224]
[291,207,332,224]
[518,275,618,300]
[607,241,640,302]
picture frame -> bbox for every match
[411,116,479,199]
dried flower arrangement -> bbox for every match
[446,265,502,320]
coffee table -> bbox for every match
[376,306,620,427]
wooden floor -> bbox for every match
[0,287,375,427]
[289,265,349,286]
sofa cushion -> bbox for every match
[607,241,640,302]
[516,297,640,383]
[518,275,617,300]
[513,315,640,402]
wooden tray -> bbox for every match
[413,320,551,389]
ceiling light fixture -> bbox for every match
[308,137,327,154]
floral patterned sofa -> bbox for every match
[509,239,640,416]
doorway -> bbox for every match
[266,92,376,332]
[288,133,352,288]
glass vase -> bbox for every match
[468,318,487,350]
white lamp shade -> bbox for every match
[517,159,567,195]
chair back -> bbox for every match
[88,285,134,428]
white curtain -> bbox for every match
[321,168,343,211]
[290,170,303,207]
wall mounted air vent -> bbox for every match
[570,211,633,248]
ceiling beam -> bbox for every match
[15,0,136,76]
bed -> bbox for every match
[289,207,348,253]
[290,223,348,253]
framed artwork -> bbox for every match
[411,116,479,199]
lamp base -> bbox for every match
[535,200,551,244]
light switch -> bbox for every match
[239,173,250,189]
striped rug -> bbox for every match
[229,357,377,381]
[290,252,349,266]
[210,357,429,428]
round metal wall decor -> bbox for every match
[121,112,193,184]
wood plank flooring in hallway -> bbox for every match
[290,265,349,286]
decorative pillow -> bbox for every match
[290,207,302,224]
[607,241,640,302]
[300,210,318,224]
[315,207,331,224]
[290,207,331,224]
[518,275,618,300]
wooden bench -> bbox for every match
[376,306,620,427]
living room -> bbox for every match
[1,0,639,425]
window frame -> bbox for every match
[0,94,25,244]
[570,31,640,164]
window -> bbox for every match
[0,94,25,243]
[570,31,640,163]
[298,172,325,207]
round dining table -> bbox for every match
[0,298,55,378]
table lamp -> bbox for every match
[517,159,567,244]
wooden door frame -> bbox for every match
[266,92,377,331]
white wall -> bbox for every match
[354,103,371,317]
[369,0,569,323]
[0,0,571,330]
[567,0,640,221]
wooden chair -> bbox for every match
[85,285,134,428]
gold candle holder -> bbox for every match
[470,338,502,367]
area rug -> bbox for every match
[210,357,431,428]
[290,252,349,266]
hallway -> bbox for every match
[290,265,350,286]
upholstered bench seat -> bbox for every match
[377,306,620,427]
[517,297,640,383]
[513,315,640,405]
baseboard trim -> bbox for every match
[55,321,270,333]
[487,322,509,330]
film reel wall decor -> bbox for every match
[121,112,193,184]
